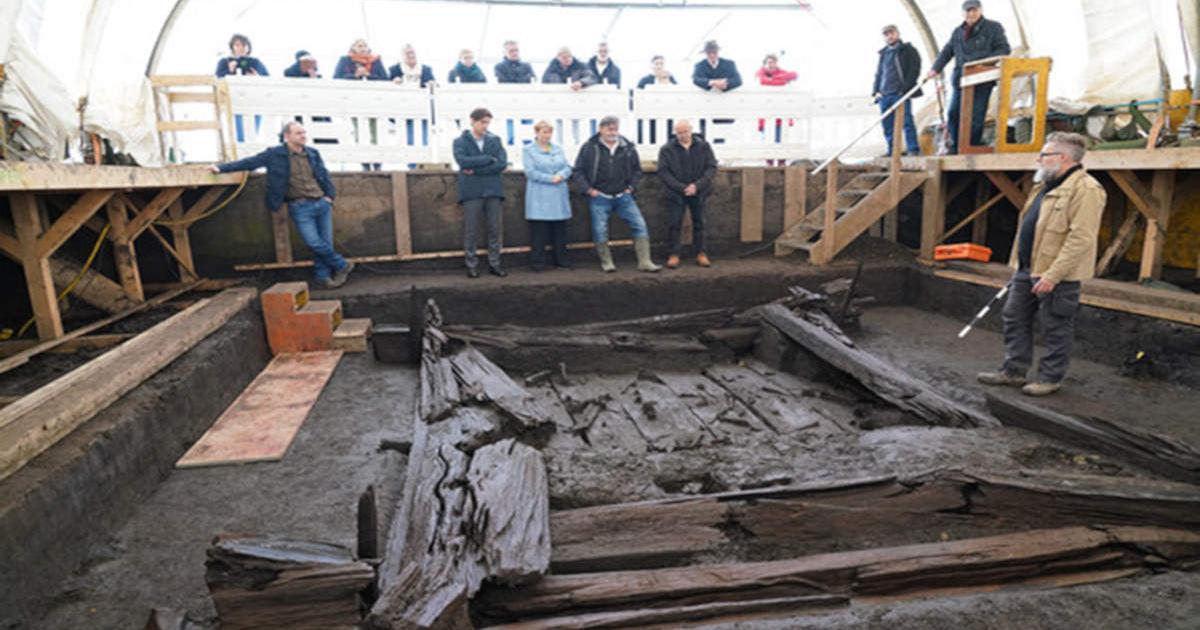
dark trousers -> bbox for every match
[947,81,995,153]
[463,197,503,270]
[666,195,706,256]
[1001,270,1081,384]
[529,220,569,268]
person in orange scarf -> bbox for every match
[334,39,387,80]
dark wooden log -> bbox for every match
[548,469,1200,573]
[358,485,379,561]
[204,536,374,630]
[761,304,994,428]
[482,594,848,629]
[987,393,1200,484]
[476,526,1200,623]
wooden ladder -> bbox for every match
[149,75,235,162]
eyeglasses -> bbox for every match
[1038,151,1063,159]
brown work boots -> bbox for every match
[666,253,712,269]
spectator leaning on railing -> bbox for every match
[284,50,321,78]
[543,47,598,91]
[216,33,268,78]
[453,108,509,279]
[210,122,354,289]
[448,49,487,83]
[926,0,1011,153]
[588,42,621,87]
[334,39,388,80]
[389,44,437,87]
[495,40,535,83]
[637,55,677,88]
[693,40,742,92]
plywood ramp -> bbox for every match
[176,350,342,468]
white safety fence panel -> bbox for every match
[225,76,435,167]
[631,85,813,163]
[435,83,629,166]
[808,96,886,160]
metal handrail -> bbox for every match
[812,76,933,175]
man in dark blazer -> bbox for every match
[927,0,1012,153]
[873,25,923,155]
[692,40,742,92]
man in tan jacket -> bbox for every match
[977,132,1105,395]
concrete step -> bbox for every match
[261,282,310,321]
[332,318,373,353]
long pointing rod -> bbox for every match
[958,283,1010,339]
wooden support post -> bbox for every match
[783,165,807,231]
[11,193,63,340]
[166,199,197,280]
[972,179,989,244]
[391,171,412,257]
[106,197,144,302]
[919,160,945,261]
[820,161,838,264]
[984,171,1028,209]
[739,168,765,242]
[35,189,114,259]
[1139,170,1176,281]
[883,101,904,242]
[272,209,293,264]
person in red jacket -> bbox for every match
[757,54,797,162]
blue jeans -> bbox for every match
[287,198,346,282]
[588,193,649,243]
[878,94,920,154]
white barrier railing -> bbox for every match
[200,77,886,168]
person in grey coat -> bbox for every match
[927,0,1011,153]
[452,108,509,278]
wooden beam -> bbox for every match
[919,160,944,261]
[271,209,293,263]
[971,179,988,244]
[146,224,199,280]
[391,172,412,257]
[123,187,186,240]
[0,288,255,480]
[182,185,228,222]
[1108,170,1158,223]
[818,161,838,264]
[0,333,134,359]
[938,146,1200,171]
[156,120,220,132]
[233,239,636,271]
[35,189,114,258]
[106,197,144,302]
[939,191,1005,246]
[1095,210,1139,277]
[739,168,765,242]
[1138,171,1176,281]
[166,199,196,279]
[0,162,243,192]
[783,165,806,232]
[11,193,63,340]
[984,171,1027,209]
[0,228,18,258]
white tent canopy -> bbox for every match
[2,0,1196,164]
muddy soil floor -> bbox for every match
[32,354,416,630]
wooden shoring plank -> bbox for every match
[147,223,199,280]
[783,165,806,232]
[272,209,293,264]
[182,185,227,222]
[232,240,636,271]
[177,350,343,468]
[1138,170,1176,281]
[124,187,185,240]
[0,228,18,258]
[971,179,988,244]
[0,288,256,480]
[11,192,63,340]
[156,120,220,132]
[983,171,1027,209]
[150,74,217,87]
[1108,170,1158,222]
[919,160,944,260]
[106,197,144,302]
[35,189,114,258]
[166,92,217,104]
[0,333,134,359]
[1095,210,1139,277]
[391,171,412,257]
[739,168,765,242]
[165,198,196,279]
[939,191,1005,245]
[817,161,838,264]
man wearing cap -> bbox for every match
[976,132,1104,396]
[926,0,1011,153]
[692,40,742,92]
[284,50,321,78]
[873,25,922,156]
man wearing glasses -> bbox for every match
[977,132,1105,396]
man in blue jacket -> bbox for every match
[873,25,923,156]
[452,108,509,278]
[587,42,621,88]
[210,122,354,289]
[542,47,598,91]
[927,0,1011,153]
[692,40,742,92]
[494,40,535,83]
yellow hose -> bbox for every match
[16,222,111,339]
[152,172,249,227]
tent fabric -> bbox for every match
[0,0,1194,164]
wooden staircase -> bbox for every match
[775,164,927,264]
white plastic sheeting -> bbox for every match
[1,0,1196,164]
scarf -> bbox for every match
[350,52,379,67]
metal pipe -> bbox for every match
[812,76,931,175]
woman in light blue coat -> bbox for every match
[523,121,574,270]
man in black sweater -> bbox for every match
[657,120,718,268]
[873,25,922,155]
[927,0,1011,153]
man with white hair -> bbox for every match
[977,132,1105,396]
[542,46,598,91]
